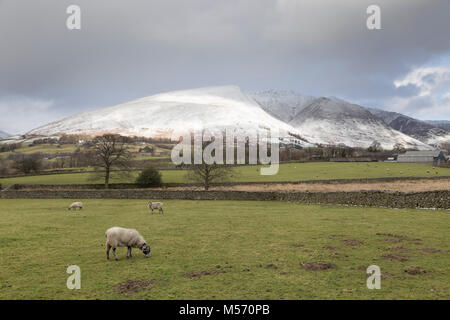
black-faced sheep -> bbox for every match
[105,227,151,261]
[68,202,83,211]
[148,201,163,214]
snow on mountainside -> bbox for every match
[248,90,315,123]
[27,86,309,144]
[368,108,450,147]
[25,85,442,150]
[288,98,432,150]
[0,130,11,138]
[249,90,432,150]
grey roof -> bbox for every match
[401,150,443,157]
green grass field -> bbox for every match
[1,162,449,186]
[0,144,78,158]
[0,199,448,299]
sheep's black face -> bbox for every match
[142,244,151,257]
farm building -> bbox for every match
[279,136,304,148]
[397,150,446,164]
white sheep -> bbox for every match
[148,201,164,214]
[68,202,83,211]
[105,227,151,260]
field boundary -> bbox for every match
[3,175,450,191]
[1,188,448,209]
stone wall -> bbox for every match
[7,175,450,191]
[1,188,448,209]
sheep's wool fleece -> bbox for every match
[106,227,145,248]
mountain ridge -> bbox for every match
[368,108,450,147]
[286,97,431,149]
[27,85,310,145]
[20,86,446,150]
[250,90,434,150]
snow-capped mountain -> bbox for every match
[25,86,442,150]
[27,86,309,145]
[250,92,432,150]
[248,90,315,123]
[0,130,11,139]
[287,97,432,150]
[368,109,450,147]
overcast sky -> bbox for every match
[1,0,450,134]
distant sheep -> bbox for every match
[148,201,164,214]
[68,202,83,211]
[105,227,151,260]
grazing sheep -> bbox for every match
[105,227,151,261]
[148,201,164,214]
[68,202,83,211]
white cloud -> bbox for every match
[388,66,450,119]
[394,67,450,96]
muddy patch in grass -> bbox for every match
[348,265,368,271]
[115,280,155,295]
[215,265,232,269]
[384,238,403,243]
[376,233,408,243]
[404,266,429,275]
[291,243,305,248]
[393,247,409,251]
[420,248,442,253]
[301,262,337,271]
[342,239,364,246]
[265,264,278,269]
[186,267,230,279]
[376,233,406,239]
[381,254,409,262]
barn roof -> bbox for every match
[401,150,443,157]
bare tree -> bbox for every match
[12,153,42,174]
[367,140,382,153]
[393,143,406,153]
[90,134,132,188]
[186,163,232,190]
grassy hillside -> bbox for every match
[1,162,449,186]
[0,199,448,299]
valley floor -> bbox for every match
[1,162,449,186]
[0,199,448,299]
[178,179,450,192]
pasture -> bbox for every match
[0,199,448,299]
[0,162,449,186]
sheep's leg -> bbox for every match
[129,247,132,258]
[112,248,118,261]
[106,244,111,260]
[126,246,131,258]
[160,208,163,214]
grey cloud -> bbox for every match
[393,84,421,98]
[0,0,449,133]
